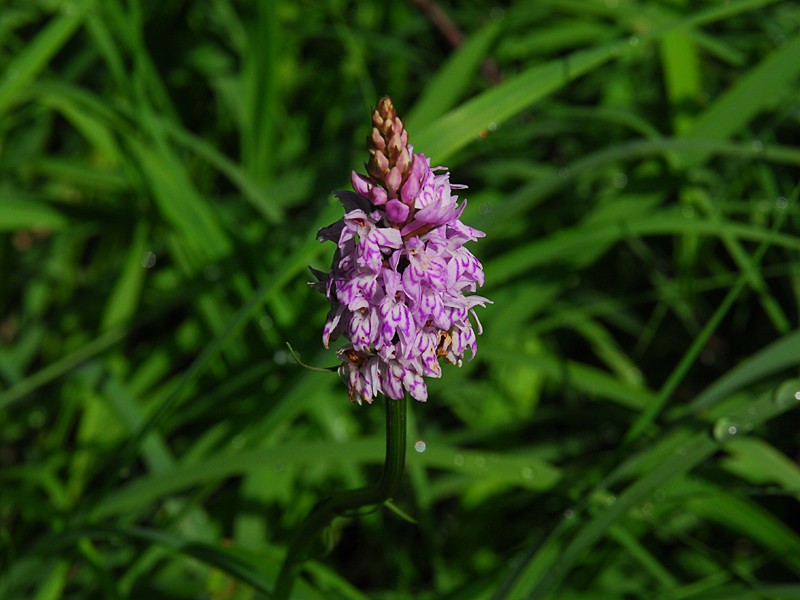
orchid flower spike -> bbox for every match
[312,96,490,404]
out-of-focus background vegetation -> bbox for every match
[2,0,800,598]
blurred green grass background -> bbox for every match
[2,0,800,598]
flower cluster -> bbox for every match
[311,97,489,404]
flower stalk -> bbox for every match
[272,396,407,599]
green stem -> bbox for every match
[272,396,408,599]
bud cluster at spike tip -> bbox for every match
[310,96,490,404]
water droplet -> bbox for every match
[474,456,486,468]
[259,315,273,330]
[681,205,695,218]
[641,502,654,515]
[653,489,666,502]
[775,196,788,211]
[563,508,576,520]
[558,167,571,179]
[487,122,498,132]
[274,349,289,365]
[141,251,157,268]
[772,382,800,407]
[521,466,535,479]
[628,36,640,46]
[414,440,426,453]
[490,7,505,21]
[453,454,465,466]
[751,140,764,153]
[231,434,245,449]
[605,494,617,506]
[612,172,628,188]
[712,417,741,442]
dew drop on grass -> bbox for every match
[474,456,486,468]
[558,167,571,179]
[453,454,464,466]
[521,466,535,479]
[141,251,157,268]
[712,417,741,442]
[414,440,426,453]
[772,382,800,407]
[628,36,640,46]
[775,196,788,211]
[563,508,576,520]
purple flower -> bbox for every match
[312,97,489,404]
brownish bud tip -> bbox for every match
[366,96,413,192]
[376,96,396,120]
[370,128,386,151]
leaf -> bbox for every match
[406,20,502,133]
[93,438,560,520]
[493,379,800,600]
[680,32,800,166]
[100,222,149,330]
[0,0,96,115]
[0,196,68,231]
